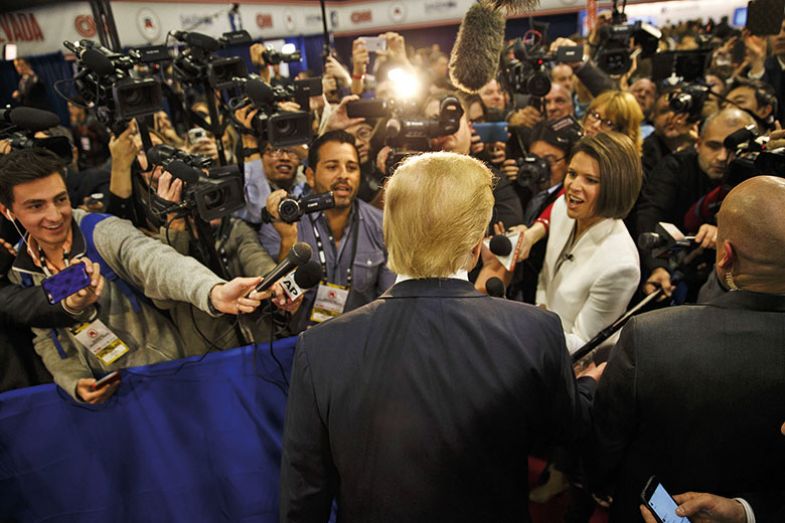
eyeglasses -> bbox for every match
[586,111,616,131]
[542,155,566,166]
[354,127,373,140]
[264,147,296,158]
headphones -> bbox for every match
[4,210,12,221]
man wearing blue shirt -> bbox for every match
[261,130,395,334]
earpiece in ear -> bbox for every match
[5,210,13,221]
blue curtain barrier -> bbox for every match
[0,337,298,523]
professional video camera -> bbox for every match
[0,106,73,164]
[146,145,244,221]
[171,30,250,90]
[63,40,163,133]
[725,125,785,186]
[230,75,318,148]
[261,191,336,224]
[593,0,661,75]
[347,95,463,174]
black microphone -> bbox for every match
[293,260,323,289]
[637,232,696,251]
[81,47,115,76]
[486,277,506,298]
[255,242,312,292]
[489,234,513,257]
[245,77,275,107]
[1,107,60,132]
[171,31,221,52]
[166,159,201,184]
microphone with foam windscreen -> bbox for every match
[171,31,221,53]
[165,159,202,184]
[255,242,313,293]
[489,234,513,257]
[245,76,275,107]
[486,277,506,298]
[81,47,115,77]
[448,0,540,94]
[0,107,60,132]
[280,260,323,301]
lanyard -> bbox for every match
[38,246,71,278]
[311,209,360,287]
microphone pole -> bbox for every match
[319,0,331,64]
[571,288,663,363]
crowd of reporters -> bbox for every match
[2,10,785,521]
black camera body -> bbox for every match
[64,40,163,132]
[668,83,710,123]
[594,10,660,76]
[262,48,302,66]
[516,155,551,190]
[146,148,244,221]
[278,191,336,223]
[725,125,785,186]
[500,40,553,100]
[233,76,315,148]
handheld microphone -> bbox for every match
[637,232,696,251]
[255,242,312,293]
[1,107,60,132]
[486,277,506,298]
[489,234,513,256]
[280,260,323,301]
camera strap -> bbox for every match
[310,208,360,288]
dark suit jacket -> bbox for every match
[280,278,596,522]
[589,290,785,522]
[762,57,785,126]
[635,149,718,273]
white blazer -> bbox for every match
[536,196,640,354]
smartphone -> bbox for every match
[93,371,121,390]
[360,36,387,53]
[641,476,690,523]
[41,263,91,305]
[747,0,785,36]
[473,122,509,143]
[187,127,207,144]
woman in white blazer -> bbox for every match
[536,132,643,355]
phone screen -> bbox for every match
[646,483,690,523]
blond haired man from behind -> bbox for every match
[279,152,601,523]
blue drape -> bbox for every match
[0,338,298,523]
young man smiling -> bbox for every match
[0,148,269,403]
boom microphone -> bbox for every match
[1,107,60,132]
[448,0,540,94]
[255,242,313,293]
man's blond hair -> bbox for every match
[384,152,494,278]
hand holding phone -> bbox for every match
[57,259,104,312]
[93,371,121,390]
[641,476,691,523]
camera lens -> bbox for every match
[278,198,301,223]
[527,73,551,98]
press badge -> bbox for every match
[310,282,350,323]
[71,319,130,366]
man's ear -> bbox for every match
[305,166,315,189]
[716,239,735,270]
[0,203,12,222]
